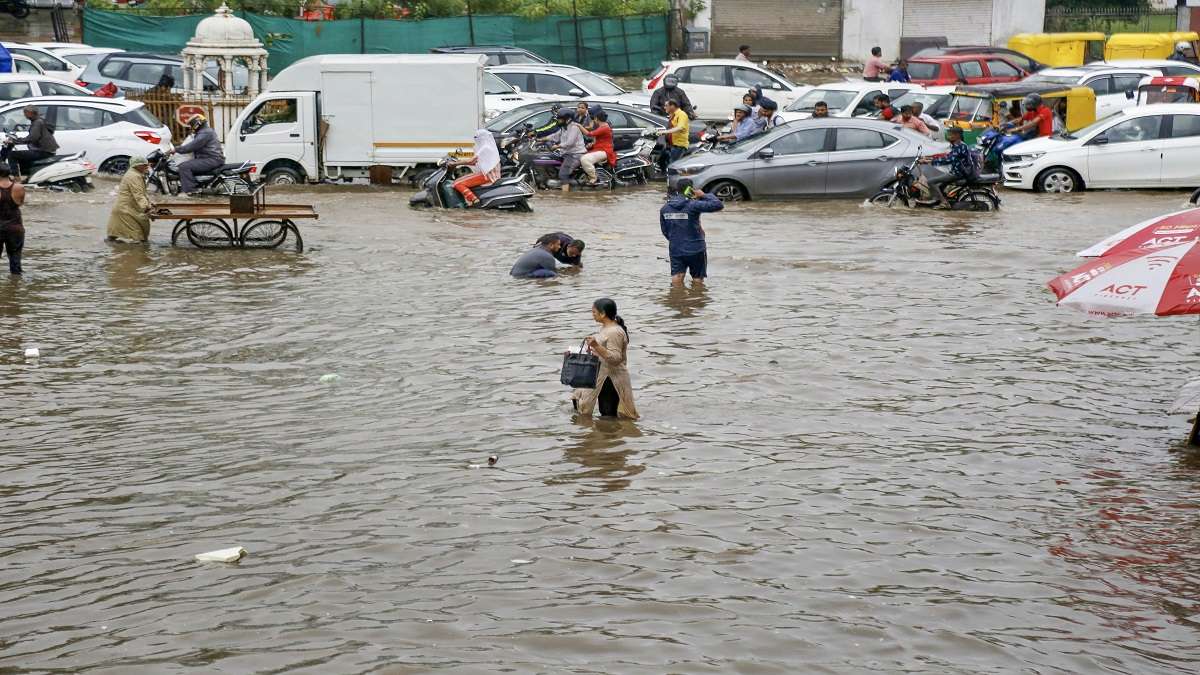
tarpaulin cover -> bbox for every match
[82,9,667,76]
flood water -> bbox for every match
[2,181,1199,674]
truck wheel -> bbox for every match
[264,166,303,185]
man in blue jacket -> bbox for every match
[660,178,723,286]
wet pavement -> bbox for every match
[1,180,1199,673]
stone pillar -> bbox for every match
[222,56,234,93]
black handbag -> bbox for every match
[560,340,600,388]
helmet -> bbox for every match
[1178,41,1190,51]
[663,74,679,89]
[1023,93,1042,109]
[734,104,752,116]
[188,113,207,129]
[556,108,575,120]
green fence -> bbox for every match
[81,8,667,75]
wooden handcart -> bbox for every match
[151,186,317,252]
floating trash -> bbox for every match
[194,546,246,563]
[318,373,341,384]
[24,347,39,361]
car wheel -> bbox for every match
[100,156,129,175]
[264,166,302,185]
[708,180,747,202]
[1035,167,1080,193]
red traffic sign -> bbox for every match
[176,104,205,127]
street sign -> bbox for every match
[176,104,205,127]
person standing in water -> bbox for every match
[106,156,153,243]
[0,165,25,275]
[660,178,723,286]
[572,298,639,419]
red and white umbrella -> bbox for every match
[1048,240,1200,316]
[1077,207,1200,257]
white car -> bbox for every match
[1026,65,1177,118]
[2,43,83,82]
[488,64,650,109]
[0,96,172,174]
[26,42,93,51]
[1098,59,1200,76]
[1002,104,1200,192]
[780,81,924,121]
[0,74,92,102]
[10,55,45,76]
[52,47,124,70]
[642,59,811,120]
[483,70,565,119]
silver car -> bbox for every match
[669,118,949,201]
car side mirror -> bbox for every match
[772,83,782,90]
[512,85,521,92]
[758,147,775,159]
[568,88,585,97]
[1091,134,1109,145]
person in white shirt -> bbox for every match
[735,45,751,61]
[912,101,940,136]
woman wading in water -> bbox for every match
[572,298,639,419]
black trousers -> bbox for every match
[9,149,51,179]
[0,226,23,274]
[598,377,620,417]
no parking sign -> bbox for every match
[176,104,205,127]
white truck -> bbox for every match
[225,54,488,184]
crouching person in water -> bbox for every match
[572,298,639,419]
[510,233,561,278]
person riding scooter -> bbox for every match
[170,114,225,196]
[446,128,502,207]
[6,106,58,181]
[544,108,588,191]
[650,74,696,119]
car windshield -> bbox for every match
[1061,110,1126,140]
[572,71,625,96]
[907,62,941,80]
[888,91,948,112]
[1024,74,1079,85]
[484,72,516,95]
[486,105,545,132]
[786,89,857,112]
[713,128,773,153]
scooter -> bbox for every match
[409,155,535,211]
[870,153,1001,211]
[0,133,95,192]
[144,147,255,196]
[978,127,1026,173]
[613,130,657,185]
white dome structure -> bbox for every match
[180,2,269,95]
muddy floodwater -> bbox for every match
[2,180,1199,674]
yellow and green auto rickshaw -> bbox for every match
[939,83,1096,146]
[1007,32,1105,67]
[1104,32,1200,61]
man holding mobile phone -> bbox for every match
[660,178,723,286]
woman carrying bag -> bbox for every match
[566,298,639,420]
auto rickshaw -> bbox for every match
[1007,32,1105,67]
[1104,32,1200,61]
[1135,76,1200,105]
[940,83,1096,146]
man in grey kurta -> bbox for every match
[173,114,225,195]
[510,235,561,278]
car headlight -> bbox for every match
[675,164,708,176]
[1005,152,1044,163]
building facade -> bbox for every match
[688,0,1047,60]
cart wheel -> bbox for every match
[241,219,288,248]
[171,220,188,246]
[186,220,233,248]
[285,221,304,252]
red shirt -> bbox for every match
[583,123,615,166]
[1022,106,1053,137]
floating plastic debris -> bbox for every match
[318,373,341,384]
[194,546,246,563]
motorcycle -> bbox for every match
[613,130,658,184]
[0,133,95,192]
[409,155,534,211]
[145,147,255,196]
[870,153,1001,211]
[978,127,1026,173]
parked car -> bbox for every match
[906,54,1028,86]
[1025,65,1164,118]
[10,55,46,76]
[488,64,650,108]
[485,100,700,152]
[667,117,948,201]
[431,45,548,66]
[1001,104,1200,192]
[885,86,957,123]
[0,96,173,174]
[0,74,92,102]
[642,59,811,120]
[2,43,83,82]
[53,47,124,70]
[1092,59,1200,77]
[483,70,566,119]
[26,42,93,51]
[780,82,923,122]
[911,46,1046,73]
[78,52,234,93]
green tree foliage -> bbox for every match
[88,0,669,18]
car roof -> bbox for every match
[909,54,988,63]
[1101,58,1197,68]
[2,95,142,110]
[55,47,122,56]
[811,81,921,92]
[97,52,182,63]
[0,73,76,83]
[488,64,586,74]
[663,58,767,67]
[957,81,1088,97]
[489,99,664,123]
[1,42,56,52]
[1124,102,1200,113]
[435,45,529,52]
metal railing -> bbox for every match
[1045,6,1177,33]
[126,90,254,144]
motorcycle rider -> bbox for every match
[446,128,502,207]
[579,110,615,186]
[7,106,58,181]
[1170,40,1192,62]
[1012,93,1053,140]
[546,107,588,192]
[171,114,225,196]
[718,105,759,142]
[650,74,696,119]
[919,126,977,209]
